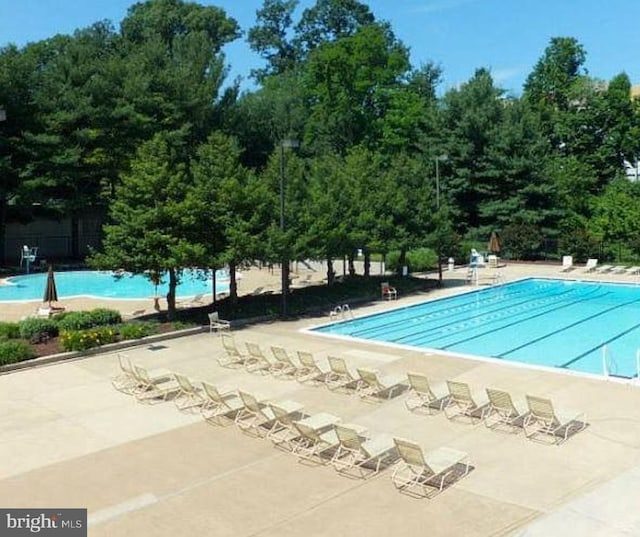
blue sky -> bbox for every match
[1,0,639,95]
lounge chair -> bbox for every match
[391,437,471,497]
[583,258,598,272]
[200,382,244,425]
[289,414,361,463]
[523,395,587,444]
[381,282,397,300]
[560,255,573,272]
[269,346,299,378]
[444,380,490,422]
[208,311,231,332]
[177,293,206,308]
[266,403,311,447]
[111,353,138,394]
[355,368,407,402]
[295,351,329,384]
[244,342,273,374]
[217,334,246,368]
[484,388,527,432]
[330,425,397,478]
[404,372,449,413]
[235,391,303,437]
[325,356,359,391]
[595,264,614,273]
[625,266,640,275]
[172,373,205,412]
[610,266,628,274]
[133,365,179,402]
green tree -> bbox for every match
[90,132,202,319]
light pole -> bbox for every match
[434,154,448,284]
[279,138,299,318]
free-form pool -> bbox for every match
[313,278,640,378]
[0,269,230,301]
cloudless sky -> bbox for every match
[1,0,640,95]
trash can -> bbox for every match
[448,257,455,272]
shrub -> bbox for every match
[0,341,35,365]
[56,311,96,331]
[406,248,438,272]
[18,318,59,341]
[0,322,20,340]
[118,322,154,340]
[89,308,122,326]
[59,326,118,352]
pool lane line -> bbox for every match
[430,287,608,351]
[350,285,585,342]
[397,286,605,348]
[341,280,551,338]
[496,295,640,360]
[558,310,640,369]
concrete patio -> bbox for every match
[2,262,640,536]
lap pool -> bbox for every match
[0,269,230,301]
[312,278,640,378]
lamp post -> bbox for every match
[434,154,448,284]
[279,138,299,318]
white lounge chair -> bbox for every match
[244,342,273,374]
[444,380,491,422]
[391,437,471,497]
[217,334,246,368]
[269,346,299,378]
[523,395,587,444]
[355,368,407,402]
[331,425,397,478]
[484,388,527,432]
[325,356,359,391]
[560,255,573,272]
[172,373,205,412]
[133,365,178,403]
[200,382,244,425]
[295,351,329,384]
[404,372,449,413]
[583,258,598,272]
[235,391,303,437]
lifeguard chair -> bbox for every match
[20,245,38,273]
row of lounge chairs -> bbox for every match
[216,336,386,404]
[216,336,588,445]
[217,334,409,402]
[110,354,470,497]
[405,374,588,445]
[561,256,640,275]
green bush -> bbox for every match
[385,249,438,273]
[406,248,438,272]
[0,341,35,364]
[118,322,154,340]
[56,311,95,331]
[18,318,59,341]
[0,322,20,340]
[59,326,118,352]
[89,308,122,326]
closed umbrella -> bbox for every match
[43,264,58,307]
[488,231,501,254]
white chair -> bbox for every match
[208,311,231,332]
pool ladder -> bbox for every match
[329,304,353,320]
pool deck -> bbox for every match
[2,261,640,536]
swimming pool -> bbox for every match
[0,269,230,301]
[313,278,640,378]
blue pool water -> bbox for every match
[0,269,230,301]
[314,278,640,378]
